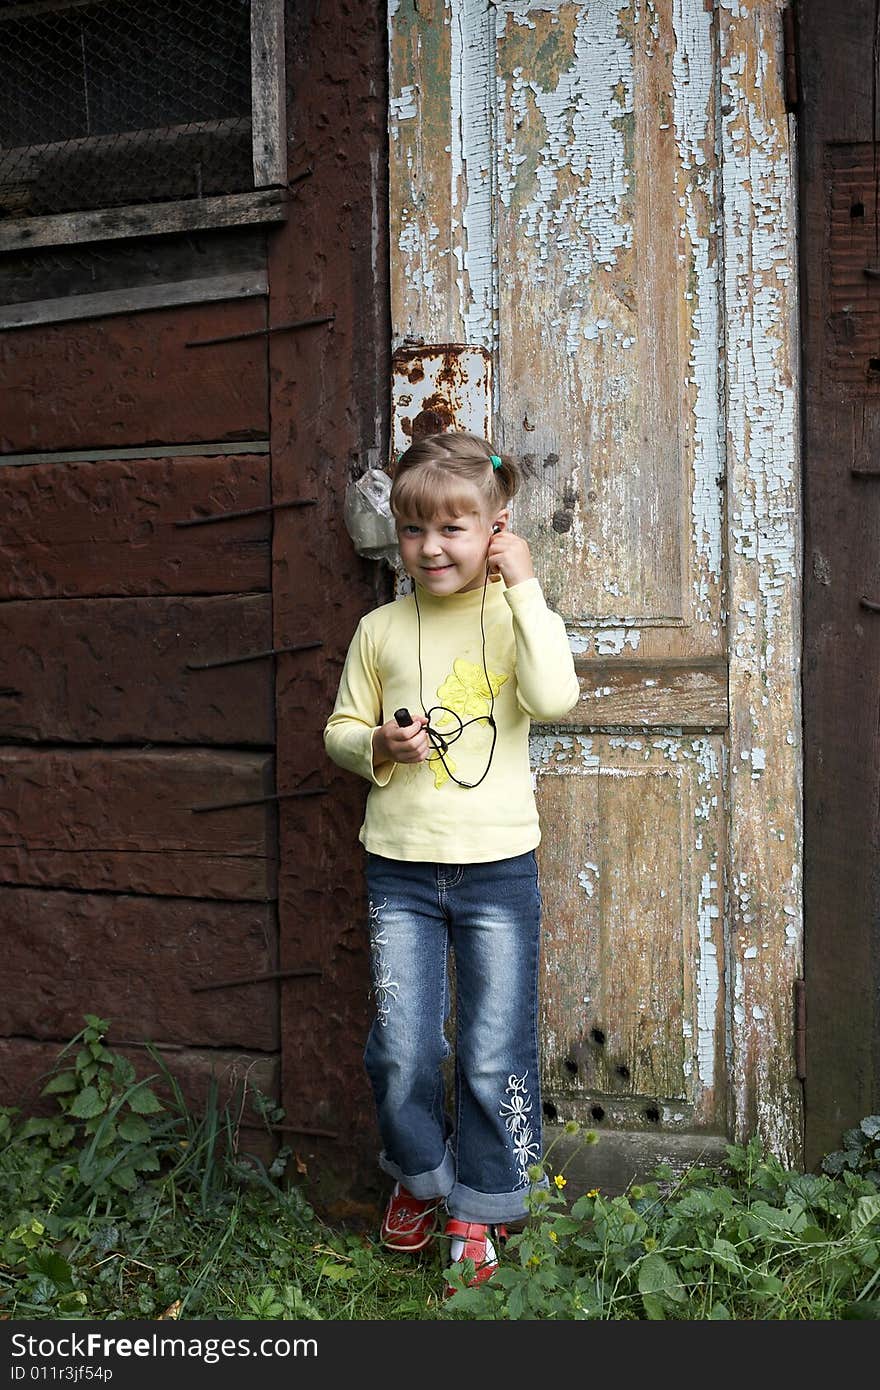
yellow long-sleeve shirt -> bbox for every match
[323,576,580,863]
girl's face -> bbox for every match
[396,485,503,595]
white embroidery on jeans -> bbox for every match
[499,1071,540,1187]
[368,897,398,1027]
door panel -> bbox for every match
[389,0,802,1176]
[536,733,725,1127]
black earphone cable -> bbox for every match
[412,560,497,789]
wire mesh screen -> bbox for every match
[0,0,255,219]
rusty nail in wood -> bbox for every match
[191,968,323,994]
[190,787,329,813]
[175,498,318,527]
[186,641,322,670]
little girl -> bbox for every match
[323,431,579,1290]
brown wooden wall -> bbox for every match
[0,0,389,1198]
[798,0,880,1164]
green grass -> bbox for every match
[1,1018,878,1321]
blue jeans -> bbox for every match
[363,850,544,1223]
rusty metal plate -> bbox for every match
[391,343,492,454]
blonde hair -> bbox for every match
[390,432,519,522]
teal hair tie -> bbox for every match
[490,453,502,469]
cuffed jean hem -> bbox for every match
[445,1175,549,1224]
[377,1143,455,1200]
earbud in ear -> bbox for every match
[492,523,502,535]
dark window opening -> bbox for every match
[0,0,254,219]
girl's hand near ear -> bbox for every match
[487,524,536,588]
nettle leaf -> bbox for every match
[640,1292,668,1321]
[17,1118,53,1140]
[849,1195,880,1237]
[42,1071,78,1095]
[127,1085,163,1115]
[799,1225,830,1244]
[68,1086,106,1120]
[710,1237,743,1274]
[109,1166,138,1191]
[131,1148,161,1173]
[841,1299,880,1320]
[822,1152,847,1176]
[318,1261,356,1282]
[111,1055,136,1088]
[638,1252,686,1304]
[117,1113,151,1143]
[860,1117,880,1141]
[48,1124,75,1150]
[94,1122,118,1150]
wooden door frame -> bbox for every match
[797,0,880,1169]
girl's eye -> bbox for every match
[402,525,421,535]
[444,525,461,533]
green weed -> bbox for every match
[2,1019,878,1321]
[442,1126,880,1320]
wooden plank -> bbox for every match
[0,117,251,166]
[0,228,267,310]
[0,1036,279,1164]
[0,272,268,331]
[0,453,271,599]
[0,190,286,254]
[0,594,275,745]
[0,1,114,22]
[798,0,880,1165]
[543,1124,730,1198]
[269,0,392,1173]
[0,748,277,900]
[0,442,269,465]
[251,0,287,187]
[563,658,728,730]
[719,0,803,1164]
[0,300,269,453]
[0,887,279,1050]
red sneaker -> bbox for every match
[443,1220,508,1294]
[380,1183,440,1252]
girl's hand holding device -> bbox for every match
[372,710,430,765]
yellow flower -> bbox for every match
[427,746,455,789]
[548,1230,558,1243]
[553,1173,567,1189]
[586,1187,600,1198]
[436,659,508,722]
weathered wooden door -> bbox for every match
[389,0,803,1182]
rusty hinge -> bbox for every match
[795,977,806,1080]
[783,4,799,113]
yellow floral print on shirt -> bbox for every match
[427,658,509,789]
